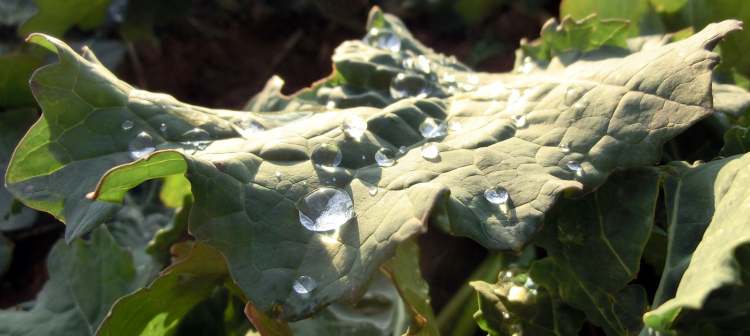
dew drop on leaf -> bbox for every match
[566,160,582,175]
[398,146,407,154]
[403,54,431,74]
[235,119,264,138]
[121,120,134,131]
[298,187,354,232]
[365,28,401,52]
[128,131,155,160]
[390,73,431,99]
[484,187,509,205]
[559,142,570,153]
[292,275,317,295]
[421,142,439,160]
[159,123,167,133]
[342,115,367,139]
[419,118,447,139]
[374,148,396,167]
[311,143,343,168]
[512,114,526,128]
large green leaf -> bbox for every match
[645,153,750,334]
[6,8,741,319]
[0,227,149,335]
[530,168,661,335]
[521,15,629,61]
[97,242,229,336]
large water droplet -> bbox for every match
[121,120,134,131]
[566,160,582,176]
[298,187,354,232]
[421,142,439,160]
[183,127,210,141]
[512,114,526,128]
[419,118,447,139]
[403,55,431,74]
[311,143,343,168]
[390,73,431,99]
[292,275,317,295]
[484,187,509,205]
[365,28,401,52]
[342,116,367,139]
[128,131,155,160]
[374,148,396,167]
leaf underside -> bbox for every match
[4,7,742,319]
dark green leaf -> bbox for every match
[560,0,665,35]
[521,15,629,61]
[0,53,41,108]
[720,126,750,157]
[19,0,111,37]
[6,10,741,320]
[530,168,661,335]
[645,154,750,333]
[1,109,37,231]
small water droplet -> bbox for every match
[390,73,431,99]
[342,116,367,139]
[298,187,354,232]
[440,72,456,84]
[419,118,447,139]
[311,143,343,168]
[398,146,407,154]
[292,275,317,295]
[275,171,282,179]
[421,142,439,160]
[573,101,587,112]
[566,160,582,175]
[326,100,336,109]
[502,311,510,319]
[121,120,134,131]
[559,142,570,153]
[512,115,526,128]
[520,56,535,74]
[361,154,367,160]
[368,185,378,196]
[484,187,509,205]
[183,128,210,141]
[159,123,167,133]
[128,131,155,160]
[403,55,431,74]
[236,119,264,138]
[365,28,401,52]
[524,277,537,290]
[374,148,396,167]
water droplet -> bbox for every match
[159,123,167,133]
[566,160,582,175]
[559,142,570,153]
[368,185,378,196]
[365,28,401,52]
[520,56,535,73]
[398,146,407,154]
[421,142,439,160]
[128,131,155,160]
[183,127,210,141]
[235,119,264,138]
[440,72,456,84]
[311,143,343,168]
[512,115,526,128]
[507,285,529,302]
[374,148,396,167]
[292,275,317,295]
[403,55,431,74]
[524,277,537,290]
[342,115,367,139]
[361,154,367,160]
[121,120,134,131]
[298,187,354,232]
[419,118,447,139]
[390,73,431,99]
[326,100,336,109]
[484,187,509,205]
[573,101,587,112]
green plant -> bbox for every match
[3,4,750,336]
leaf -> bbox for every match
[245,302,293,336]
[0,227,149,335]
[521,15,630,61]
[560,0,665,36]
[720,126,750,157]
[645,153,750,333]
[530,168,661,335]
[471,269,585,336]
[1,109,37,231]
[97,242,229,336]
[381,239,439,336]
[6,9,741,320]
[288,273,409,336]
[18,0,111,37]
[712,83,750,117]
[0,53,42,108]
